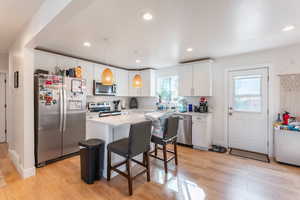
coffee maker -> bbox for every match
[194,97,208,113]
[113,100,121,111]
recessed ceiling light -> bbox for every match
[83,42,91,47]
[136,59,141,63]
[143,12,153,21]
[282,25,295,32]
[186,48,193,52]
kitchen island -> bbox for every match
[86,113,148,178]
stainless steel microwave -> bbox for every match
[93,80,116,96]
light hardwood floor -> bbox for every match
[1,143,300,200]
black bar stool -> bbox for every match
[107,120,152,195]
[150,116,179,173]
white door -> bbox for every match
[0,73,6,143]
[228,68,269,154]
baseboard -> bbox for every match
[8,149,36,179]
[22,167,36,179]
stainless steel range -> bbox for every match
[88,102,121,117]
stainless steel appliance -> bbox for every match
[174,114,192,146]
[93,80,116,96]
[34,74,86,167]
[88,102,121,117]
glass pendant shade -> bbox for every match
[101,68,114,85]
[133,74,142,88]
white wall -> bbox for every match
[0,54,8,72]
[8,0,73,179]
[211,43,300,155]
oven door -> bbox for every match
[93,81,116,96]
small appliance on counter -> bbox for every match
[177,98,188,113]
[194,97,208,113]
[129,97,138,109]
[113,100,121,111]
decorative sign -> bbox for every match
[14,71,19,88]
[71,79,83,93]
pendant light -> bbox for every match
[101,68,113,85]
[133,74,142,88]
[132,50,143,88]
[101,38,114,85]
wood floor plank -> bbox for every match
[1,143,300,200]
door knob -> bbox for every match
[228,112,233,116]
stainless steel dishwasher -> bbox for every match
[174,114,192,146]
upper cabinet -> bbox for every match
[93,64,106,82]
[56,55,78,70]
[193,62,213,96]
[140,69,156,97]
[128,71,141,96]
[78,61,94,96]
[128,69,156,97]
[115,68,129,96]
[178,65,193,96]
[178,62,213,97]
[94,64,117,84]
[35,50,57,73]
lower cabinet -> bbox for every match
[192,114,212,150]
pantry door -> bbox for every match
[228,68,269,154]
[0,73,6,143]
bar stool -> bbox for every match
[107,120,152,195]
[150,116,179,173]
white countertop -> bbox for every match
[86,110,212,127]
[87,113,147,127]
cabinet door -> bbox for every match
[79,61,94,96]
[178,65,193,96]
[140,69,155,97]
[93,64,106,81]
[115,69,129,96]
[193,62,212,96]
[128,71,141,96]
[192,116,210,150]
[35,50,57,73]
[56,55,78,70]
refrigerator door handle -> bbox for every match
[63,87,67,132]
[59,87,63,133]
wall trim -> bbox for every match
[8,149,36,179]
[35,47,156,71]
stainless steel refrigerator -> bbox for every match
[34,74,86,167]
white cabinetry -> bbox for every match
[193,62,213,96]
[178,62,213,96]
[35,50,57,73]
[178,65,193,96]
[128,71,141,96]
[78,61,94,96]
[192,114,212,150]
[115,68,129,96]
[128,69,156,97]
[93,64,106,81]
[141,69,156,97]
[56,55,78,70]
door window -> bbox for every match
[233,75,262,112]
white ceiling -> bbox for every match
[34,0,300,68]
[0,0,45,53]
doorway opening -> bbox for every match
[0,73,7,144]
